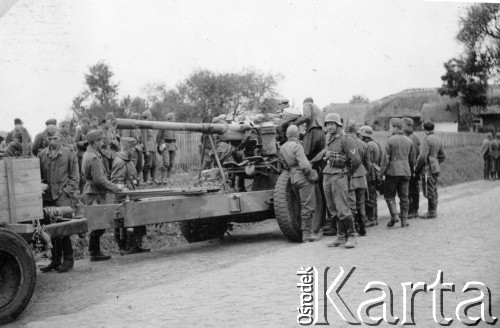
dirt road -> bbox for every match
[8,180,500,327]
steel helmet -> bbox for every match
[325,113,343,126]
[360,125,373,138]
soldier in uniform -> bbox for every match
[481,133,492,180]
[38,126,79,273]
[157,112,177,183]
[345,121,370,236]
[279,125,319,242]
[111,137,150,254]
[82,130,125,261]
[6,118,31,145]
[32,119,57,156]
[402,117,421,218]
[489,132,500,180]
[75,118,91,192]
[59,120,76,151]
[381,118,414,228]
[415,120,446,219]
[121,112,144,179]
[359,126,382,227]
[101,113,120,175]
[141,109,157,184]
[322,113,360,248]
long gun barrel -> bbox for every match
[116,118,251,135]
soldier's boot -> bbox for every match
[301,216,312,243]
[344,217,357,248]
[365,205,376,227]
[400,203,410,227]
[357,204,367,236]
[322,216,336,236]
[309,214,322,242]
[56,258,74,273]
[327,219,347,247]
[386,199,400,227]
[41,240,61,273]
[419,200,437,219]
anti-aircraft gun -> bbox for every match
[84,117,324,243]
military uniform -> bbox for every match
[141,110,157,184]
[361,126,382,227]
[482,136,492,179]
[82,138,120,259]
[381,124,414,227]
[157,128,177,182]
[38,144,79,272]
[415,128,445,219]
[406,131,420,217]
[489,135,500,180]
[322,129,360,246]
[280,126,318,242]
[121,124,144,176]
[348,134,370,236]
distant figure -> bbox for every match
[415,120,446,219]
[32,118,57,156]
[380,118,414,228]
[59,120,76,151]
[6,118,31,145]
[489,132,500,180]
[3,126,31,157]
[121,112,144,180]
[141,110,157,184]
[481,133,492,180]
[157,112,177,183]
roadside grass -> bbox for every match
[71,146,483,260]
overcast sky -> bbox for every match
[0,0,470,134]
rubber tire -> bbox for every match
[274,171,324,242]
[0,228,36,325]
[179,220,228,243]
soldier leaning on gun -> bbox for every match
[415,120,446,219]
[38,125,79,273]
[380,118,414,228]
[82,129,126,262]
[280,125,319,242]
[320,113,360,248]
[111,137,150,255]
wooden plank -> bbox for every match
[0,157,39,172]
[0,180,43,195]
[4,158,17,222]
[0,168,40,182]
[0,194,43,211]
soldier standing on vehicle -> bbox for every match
[482,133,492,180]
[141,109,158,184]
[322,113,360,248]
[489,132,500,180]
[111,137,150,254]
[38,126,80,273]
[381,118,414,228]
[415,120,446,219]
[360,125,382,227]
[82,130,125,261]
[402,118,421,218]
[157,112,177,184]
[279,125,319,242]
[345,121,370,236]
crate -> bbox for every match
[0,157,43,223]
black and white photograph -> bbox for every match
[0,0,499,326]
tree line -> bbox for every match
[70,62,283,123]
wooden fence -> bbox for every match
[172,131,488,171]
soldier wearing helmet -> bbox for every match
[415,120,446,219]
[157,112,178,184]
[381,118,414,228]
[360,125,383,227]
[279,125,319,242]
[322,113,360,248]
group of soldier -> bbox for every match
[0,111,178,273]
[482,131,500,180]
[279,98,446,248]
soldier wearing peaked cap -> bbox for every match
[402,117,421,218]
[380,118,415,228]
[279,125,319,242]
[110,137,151,255]
[33,119,57,156]
[416,120,446,219]
[82,129,125,262]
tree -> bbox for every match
[70,61,122,120]
[438,51,489,130]
[349,94,369,104]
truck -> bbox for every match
[0,117,324,323]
